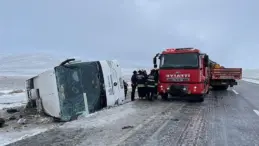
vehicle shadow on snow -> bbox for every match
[136,96,199,103]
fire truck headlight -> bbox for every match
[193,86,197,92]
[167,87,170,90]
[183,87,186,91]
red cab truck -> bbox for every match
[153,48,242,102]
[153,48,210,102]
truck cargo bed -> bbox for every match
[211,68,242,80]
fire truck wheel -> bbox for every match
[161,93,168,100]
[198,96,204,102]
[206,89,210,94]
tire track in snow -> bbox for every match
[112,102,186,146]
[174,103,205,146]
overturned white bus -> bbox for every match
[25,59,125,121]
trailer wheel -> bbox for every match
[212,85,228,91]
[220,86,228,90]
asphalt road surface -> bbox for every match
[7,80,259,146]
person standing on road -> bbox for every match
[153,68,159,99]
[123,80,128,98]
[137,70,146,99]
[131,71,138,101]
[142,70,148,98]
[146,69,156,101]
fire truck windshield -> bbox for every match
[159,53,199,69]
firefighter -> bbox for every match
[123,80,128,98]
[137,70,146,99]
[143,70,148,77]
[146,69,156,101]
[131,71,138,101]
[142,70,148,98]
[153,68,159,99]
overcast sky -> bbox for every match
[0,0,258,70]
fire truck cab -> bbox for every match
[153,48,210,102]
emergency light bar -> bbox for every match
[165,48,176,52]
[175,47,194,50]
[165,48,195,52]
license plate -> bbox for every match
[219,76,234,79]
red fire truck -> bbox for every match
[153,48,242,102]
[153,48,210,102]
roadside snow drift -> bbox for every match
[0,90,27,110]
[242,69,259,84]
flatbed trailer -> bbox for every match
[209,63,242,90]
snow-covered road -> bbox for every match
[7,80,259,146]
[0,69,259,145]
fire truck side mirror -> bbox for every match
[204,55,209,67]
[153,58,157,68]
[153,53,160,68]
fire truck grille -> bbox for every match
[167,78,190,82]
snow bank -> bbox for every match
[242,78,259,84]
[0,90,27,110]
[243,69,259,79]
[62,102,136,129]
[0,90,14,94]
[242,69,259,84]
[0,127,55,146]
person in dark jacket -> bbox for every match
[146,69,156,101]
[153,68,159,99]
[142,70,148,98]
[131,71,138,101]
[123,80,128,98]
[137,70,146,99]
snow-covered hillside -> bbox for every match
[0,53,62,76]
[0,53,142,78]
[0,53,86,77]
[0,52,258,79]
[243,69,259,79]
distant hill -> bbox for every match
[0,53,149,78]
[0,53,256,80]
[0,53,65,76]
[243,69,259,79]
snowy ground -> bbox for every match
[0,69,258,145]
[0,75,134,146]
[0,92,27,110]
[8,81,259,146]
[242,69,259,84]
[0,77,28,110]
[0,76,59,146]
